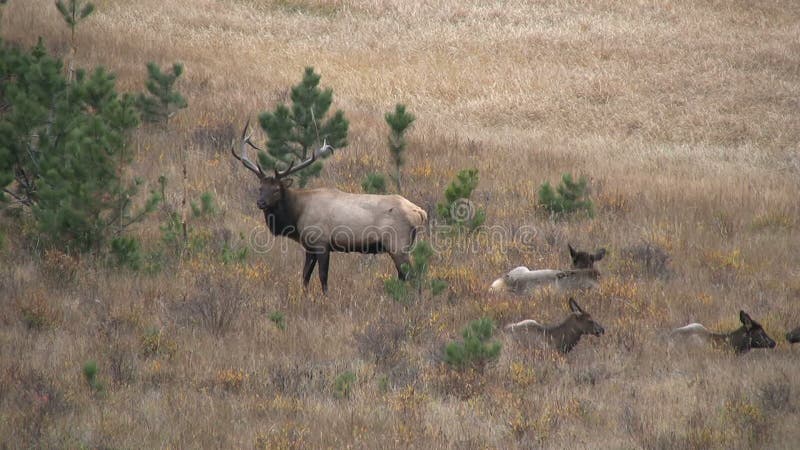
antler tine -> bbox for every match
[231,119,265,178]
[317,139,334,157]
[275,140,335,179]
[275,159,296,178]
[276,152,315,179]
[242,120,266,153]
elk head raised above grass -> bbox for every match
[569,243,606,269]
[232,121,427,294]
[786,326,800,344]
[489,244,606,294]
[671,311,776,354]
[505,298,605,353]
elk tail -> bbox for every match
[416,207,428,226]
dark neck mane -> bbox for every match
[546,316,584,353]
[263,188,301,241]
[710,327,750,353]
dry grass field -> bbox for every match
[2,0,800,448]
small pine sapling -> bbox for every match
[333,371,357,399]
[55,0,95,46]
[191,192,217,217]
[110,236,143,271]
[55,0,94,79]
[221,240,248,265]
[385,104,415,192]
[137,62,188,127]
[444,317,502,370]
[436,168,486,231]
[361,172,387,194]
[258,67,348,187]
[538,173,594,218]
[269,311,286,331]
[83,360,105,395]
[384,240,447,303]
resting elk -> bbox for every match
[232,121,427,294]
[489,244,606,293]
[505,298,605,353]
[670,310,776,354]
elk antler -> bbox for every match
[275,139,335,179]
[231,119,265,178]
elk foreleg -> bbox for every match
[302,251,318,288]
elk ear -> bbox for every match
[593,248,606,262]
[569,298,584,314]
[281,177,294,188]
[740,310,753,329]
[568,244,577,259]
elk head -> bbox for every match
[569,244,606,269]
[568,297,605,337]
[787,327,800,344]
[232,120,333,210]
[738,310,776,350]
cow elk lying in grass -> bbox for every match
[232,121,427,294]
[670,311,776,354]
[505,298,605,354]
[787,327,800,344]
[489,244,606,294]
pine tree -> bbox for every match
[436,168,486,231]
[136,62,188,126]
[0,39,159,252]
[0,38,65,207]
[257,67,348,187]
[55,0,95,45]
[385,104,415,192]
[55,0,95,80]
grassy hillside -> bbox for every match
[2,0,799,448]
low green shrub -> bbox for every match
[444,317,501,370]
[538,173,594,217]
[333,371,357,399]
[361,172,387,194]
[83,360,105,395]
[383,241,447,303]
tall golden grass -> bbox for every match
[2,0,799,447]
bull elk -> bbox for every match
[489,244,606,293]
[505,298,605,353]
[670,311,776,353]
[232,121,427,293]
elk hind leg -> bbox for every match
[390,253,412,281]
[317,250,331,294]
[302,251,318,288]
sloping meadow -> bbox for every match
[1,0,799,448]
